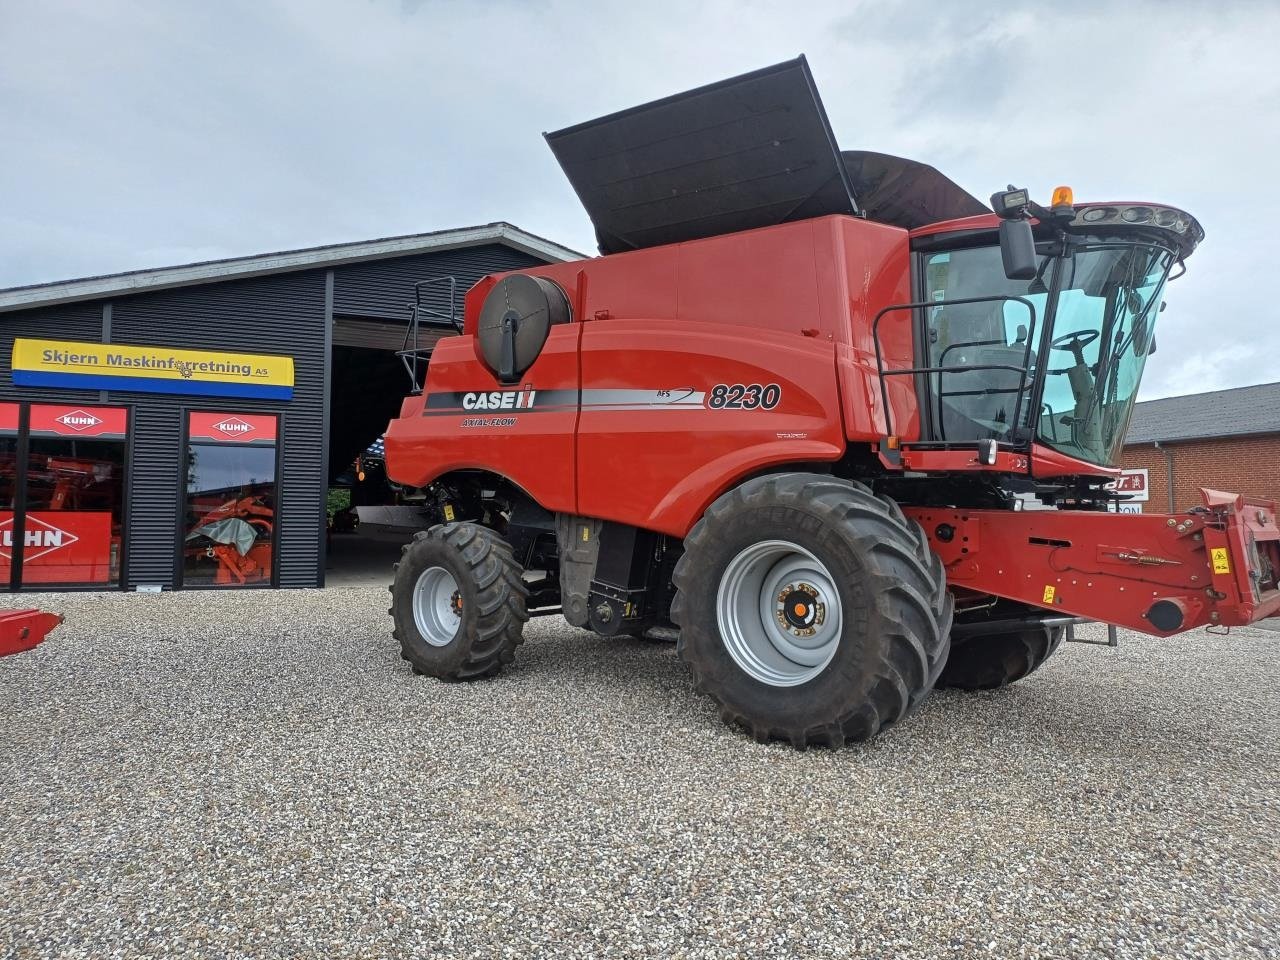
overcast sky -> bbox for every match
[2,0,1277,399]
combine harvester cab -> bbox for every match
[381,56,1274,747]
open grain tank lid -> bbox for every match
[545,56,989,255]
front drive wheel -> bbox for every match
[938,625,1066,690]
[391,523,529,680]
[672,474,953,748]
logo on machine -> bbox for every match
[462,388,537,411]
[0,516,80,561]
[212,416,255,438]
[54,409,103,432]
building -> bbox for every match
[0,225,580,592]
[1121,382,1280,513]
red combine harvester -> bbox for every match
[382,58,1278,746]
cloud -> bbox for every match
[1,0,1277,396]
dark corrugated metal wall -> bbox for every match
[0,242,557,591]
[108,270,328,588]
[333,245,543,320]
[0,303,105,402]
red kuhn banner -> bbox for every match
[0,403,17,435]
[28,404,129,440]
[0,511,114,584]
[188,412,278,444]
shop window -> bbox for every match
[0,403,129,588]
[0,404,16,514]
[182,412,278,587]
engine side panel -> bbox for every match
[575,320,844,536]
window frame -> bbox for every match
[176,408,283,590]
[0,400,133,592]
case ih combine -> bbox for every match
[382,58,1279,746]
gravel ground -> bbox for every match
[1,589,1277,960]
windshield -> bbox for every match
[922,241,1173,467]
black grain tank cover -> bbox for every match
[841,151,989,230]
[545,56,860,255]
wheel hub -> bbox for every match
[412,566,462,647]
[716,540,843,687]
[775,583,825,635]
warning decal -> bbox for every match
[1210,547,1231,575]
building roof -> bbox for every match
[1125,381,1280,444]
[0,222,586,314]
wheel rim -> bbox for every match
[716,539,843,687]
[412,566,462,647]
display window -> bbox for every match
[0,402,129,588]
[0,404,18,520]
[182,412,278,587]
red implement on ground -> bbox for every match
[0,608,63,657]
[377,57,1274,747]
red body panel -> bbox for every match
[385,326,581,516]
[575,320,844,535]
[894,443,1121,481]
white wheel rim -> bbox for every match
[716,539,843,687]
[412,565,462,647]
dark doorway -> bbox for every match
[326,341,421,585]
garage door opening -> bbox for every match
[326,293,456,586]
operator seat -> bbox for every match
[932,302,1028,443]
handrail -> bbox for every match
[871,295,1038,441]
[398,276,460,393]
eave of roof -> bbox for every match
[0,222,587,314]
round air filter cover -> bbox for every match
[477,275,571,382]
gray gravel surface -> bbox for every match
[1,589,1277,959]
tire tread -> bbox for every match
[672,474,952,747]
[392,522,526,680]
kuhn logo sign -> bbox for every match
[54,410,103,431]
[212,417,254,437]
[0,516,80,561]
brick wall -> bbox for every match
[1121,433,1280,512]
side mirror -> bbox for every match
[999,219,1037,280]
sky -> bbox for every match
[2,0,1277,400]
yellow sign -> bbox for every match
[11,338,294,400]
[1210,547,1231,575]
[1042,585,1056,604]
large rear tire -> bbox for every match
[671,474,953,747]
[938,625,1065,690]
[391,523,528,680]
